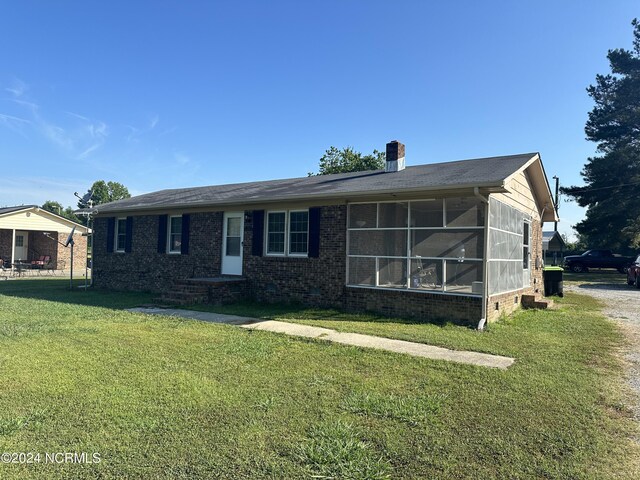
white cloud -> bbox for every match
[4,78,27,98]
[174,152,190,165]
[0,80,109,160]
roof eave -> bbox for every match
[93,181,508,216]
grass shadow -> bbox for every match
[1,280,475,329]
[189,300,475,329]
[0,278,155,310]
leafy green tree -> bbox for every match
[41,200,82,224]
[78,180,131,208]
[562,19,640,252]
[310,146,385,176]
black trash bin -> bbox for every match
[543,266,564,297]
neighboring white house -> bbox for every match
[0,205,89,271]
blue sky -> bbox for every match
[1,1,637,240]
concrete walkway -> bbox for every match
[128,307,515,369]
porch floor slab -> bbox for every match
[128,307,515,369]
[186,276,246,284]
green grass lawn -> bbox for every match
[0,279,638,478]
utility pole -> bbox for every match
[552,175,560,232]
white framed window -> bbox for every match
[168,216,182,254]
[266,210,309,256]
[267,211,286,255]
[115,218,127,252]
[289,210,309,255]
[523,220,530,270]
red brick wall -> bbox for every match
[344,287,482,325]
[243,206,347,307]
[93,212,223,292]
[56,232,88,273]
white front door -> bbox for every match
[14,231,29,261]
[221,212,244,275]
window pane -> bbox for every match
[169,217,182,252]
[349,230,407,257]
[523,222,530,268]
[170,217,182,234]
[267,232,285,253]
[227,217,241,237]
[349,204,377,228]
[446,197,484,226]
[290,232,308,254]
[378,258,406,288]
[411,230,483,258]
[170,234,181,252]
[409,259,443,291]
[348,257,376,286]
[289,211,308,232]
[289,211,308,254]
[15,236,24,247]
[267,212,286,254]
[268,212,286,232]
[226,237,241,256]
[117,219,126,251]
[410,200,443,227]
[379,202,408,228]
[444,260,483,294]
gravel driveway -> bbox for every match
[566,281,640,422]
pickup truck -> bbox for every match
[563,249,635,273]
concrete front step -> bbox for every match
[159,276,249,306]
[521,294,554,310]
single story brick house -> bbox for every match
[0,205,89,272]
[90,141,557,327]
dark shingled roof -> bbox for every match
[0,205,38,216]
[94,153,537,214]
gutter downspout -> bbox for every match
[474,187,489,331]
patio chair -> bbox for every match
[31,255,50,269]
[38,256,54,276]
[44,259,60,276]
[411,257,439,289]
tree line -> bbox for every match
[562,19,640,254]
[41,180,130,225]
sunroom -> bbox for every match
[346,196,531,298]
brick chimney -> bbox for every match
[385,140,405,172]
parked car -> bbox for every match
[627,255,640,288]
[563,249,635,273]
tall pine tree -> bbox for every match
[562,19,640,252]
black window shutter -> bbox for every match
[157,215,168,254]
[181,214,190,255]
[124,216,133,253]
[308,207,321,258]
[106,217,115,253]
[252,210,264,256]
